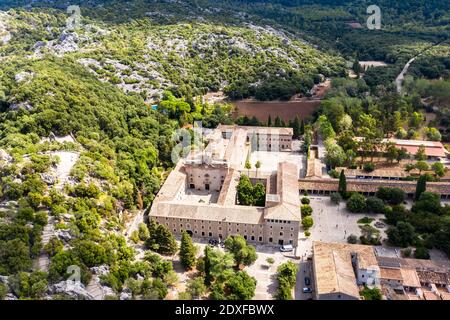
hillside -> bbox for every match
[0,6,346,102]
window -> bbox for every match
[259,237,262,242]
[280,232,283,236]
[202,232,205,236]
[208,232,212,237]
[269,237,273,243]
[244,235,247,240]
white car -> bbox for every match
[280,244,294,252]
[302,287,312,293]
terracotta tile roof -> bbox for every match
[299,178,450,195]
[400,268,421,288]
[218,124,293,136]
[380,267,403,281]
[154,202,265,224]
[264,162,301,221]
[313,242,361,299]
[355,137,448,158]
[423,290,440,300]
[312,242,378,299]
[217,169,239,206]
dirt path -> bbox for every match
[52,151,79,190]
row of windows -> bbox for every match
[190,174,225,179]
[176,223,264,234]
[174,228,265,242]
[269,226,294,231]
[167,217,263,228]
[268,219,291,224]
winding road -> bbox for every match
[395,39,448,94]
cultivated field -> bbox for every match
[233,100,321,122]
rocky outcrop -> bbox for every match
[50,281,94,300]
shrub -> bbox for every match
[376,187,406,205]
[365,197,385,213]
[363,163,375,172]
[330,192,341,205]
[347,234,358,244]
[360,286,382,300]
[401,248,412,258]
[328,169,339,178]
[357,217,374,225]
[302,216,314,230]
[347,193,366,213]
[301,197,310,205]
[414,246,430,259]
[301,204,313,217]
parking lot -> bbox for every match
[245,245,297,300]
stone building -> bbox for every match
[149,125,301,246]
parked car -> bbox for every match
[304,277,311,286]
[302,287,312,293]
[280,244,294,252]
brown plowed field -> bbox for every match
[232,100,321,122]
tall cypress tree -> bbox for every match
[338,170,347,197]
[415,175,427,201]
[300,119,305,136]
[180,231,196,270]
[292,116,301,138]
[267,115,272,127]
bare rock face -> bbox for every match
[0,275,8,284]
[8,101,33,111]
[40,173,56,185]
[55,229,73,242]
[90,265,109,276]
[0,149,12,163]
[120,288,132,300]
[50,281,94,300]
[4,293,18,300]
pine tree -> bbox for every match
[204,246,212,285]
[338,170,347,197]
[146,222,178,255]
[180,231,196,270]
[415,175,427,201]
[352,58,362,74]
[300,120,305,135]
[267,115,272,127]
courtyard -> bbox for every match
[296,195,388,258]
[249,150,304,176]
